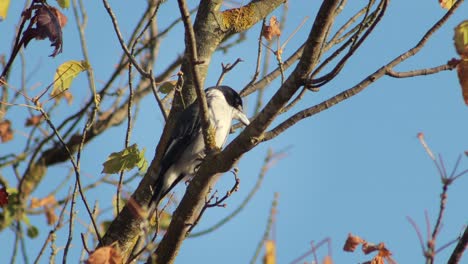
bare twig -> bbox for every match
[186,171,240,235]
[102,0,151,78]
[189,148,286,238]
[249,193,279,264]
[39,108,102,243]
[33,189,71,264]
[62,181,78,263]
[216,58,243,87]
[385,62,457,78]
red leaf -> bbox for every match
[0,187,8,207]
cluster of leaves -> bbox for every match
[344,233,395,264]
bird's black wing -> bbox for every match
[150,102,201,205]
[159,102,201,175]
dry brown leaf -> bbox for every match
[362,242,382,255]
[30,195,57,209]
[0,119,13,143]
[25,114,44,127]
[22,5,67,57]
[86,246,122,264]
[50,6,67,28]
[458,59,468,105]
[263,16,281,41]
[45,206,57,226]
[55,90,74,105]
[343,233,364,252]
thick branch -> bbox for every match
[448,225,468,264]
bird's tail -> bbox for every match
[147,168,166,217]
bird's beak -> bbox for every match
[234,107,250,126]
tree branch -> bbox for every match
[262,0,462,142]
[151,1,342,263]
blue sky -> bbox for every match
[0,1,467,263]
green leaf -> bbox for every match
[56,0,70,9]
[102,144,148,174]
[51,60,89,97]
[26,225,39,238]
[0,0,10,21]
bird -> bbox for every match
[148,85,250,211]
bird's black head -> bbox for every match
[213,85,243,109]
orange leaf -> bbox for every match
[263,16,281,41]
[85,246,122,264]
[322,255,333,264]
[458,59,468,105]
[343,233,364,252]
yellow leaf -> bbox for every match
[51,60,89,97]
[0,0,10,21]
[56,0,70,9]
[454,20,468,57]
[263,240,276,264]
[439,0,455,9]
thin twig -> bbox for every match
[189,148,285,238]
[62,181,78,263]
[101,0,151,78]
[34,188,71,264]
[186,171,240,235]
[249,193,279,264]
[39,108,102,243]
[177,0,215,149]
[216,58,243,87]
[385,63,457,78]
